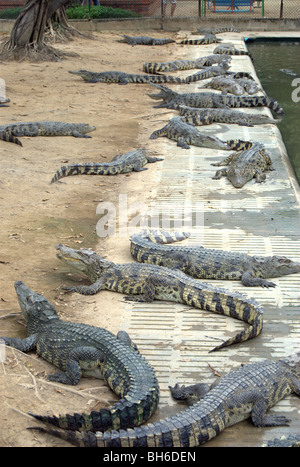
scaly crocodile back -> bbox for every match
[30,319,159,432]
[31,355,299,447]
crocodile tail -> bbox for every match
[51,164,109,183]
[29,382,160,434]
[184,71,207,84]
[143,63,162,74]
[265,97,285,115]
[208,294,264,352]
[0,130,22,146]
[135,229,190,244]
[227,140,253,151]
[51,166,68,183]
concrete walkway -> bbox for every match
[120,31,300,446]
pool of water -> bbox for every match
[246,40,300,183]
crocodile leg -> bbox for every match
[177,137,191,149]
[63,278,107,295]
[228,389,290,427]
[241,270,276,288]
[47,346,105,385]
[146,155,164,163]
[2,334,37,352]
[169,382,211,405]
[212,168,228,180]
[116,330,138,351]
[254,171,267,183]
[124,282,156,302]
[71,131,92,138]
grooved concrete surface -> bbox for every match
[120,32,300,446]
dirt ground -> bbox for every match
[0,29,180,447]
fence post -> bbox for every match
[198,0,202,17]
[280,0,283,19]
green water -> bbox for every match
[247,40,300,183]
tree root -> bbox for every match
[0,40,78,62]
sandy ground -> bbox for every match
[0,30,179,447]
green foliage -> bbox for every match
[0,7,22,19]
[66,5,141,19]
[0,4,140,20]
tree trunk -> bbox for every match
[0,0,85,61]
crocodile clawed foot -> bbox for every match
[61,285,76,293]
[261,281,276,288]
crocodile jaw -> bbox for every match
[55,243,95,273]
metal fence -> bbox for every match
[83,0,300,19]
[1,1,297,19]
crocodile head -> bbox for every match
[14,281,59,334]
[56,244,112,282]
[226,167,256,188]
[68,70,97,82]
[280,351,300,377]
[266,256,300,278]
[77,123,96,134]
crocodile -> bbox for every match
[51,149,163,183]
[178,105,281,127]
[263,434,300,447]
[69,69,198,85]
[192,27,240,35]
[143,55,231,74]
[234,77,261,95]
[200,76,261,95]
[149,116,252,150]
[212,142,275,188]
[130,229,300,287]
[1,281,159,433]
[0,121,96,146]
[200,76,245,95]
[118,35,175,45]
[180,34,222,45]
[29,351,300,447]
[214,44,250,56]
[184,62,231,84]
[147,83,285,115]
[53,243,263,352]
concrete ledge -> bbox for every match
[1,17,300,34]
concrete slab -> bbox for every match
[120,31,300,447]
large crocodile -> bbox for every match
[178,105,281,127]
[0,121,96,146]
[180,34,222,45]
[118,35,175,45]
[212,142,275,188]
[149,116,252,150]
[29,352,300,447]
[142,55,231,74]
[214,44,250,56]
[184,62,231,84]
[130,230,300,287]
[69,69,198,85]
[147,83,285,115]
[51,149,163,183]
[192,27,240,35]
[1,281,159,433]
[53,243,264,353]
[200,76,261,95]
